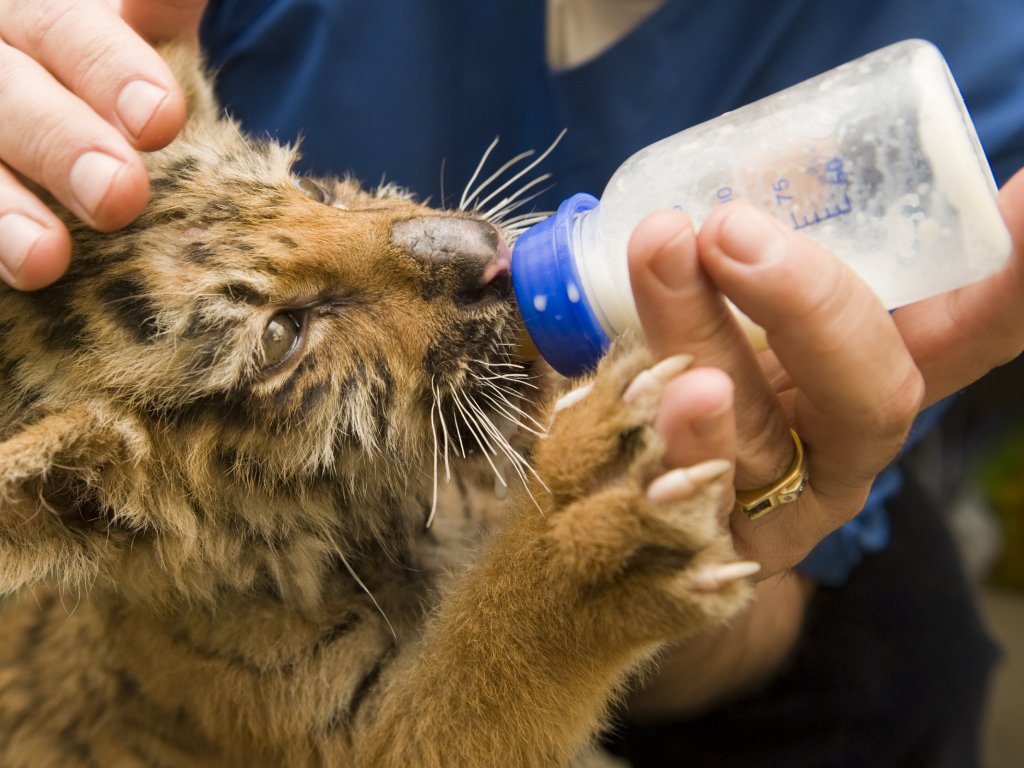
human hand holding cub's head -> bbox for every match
[0,0,207,290]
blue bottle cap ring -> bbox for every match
[511,193,610,378]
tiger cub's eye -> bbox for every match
[294,177,331,204]
[261,313,300,368]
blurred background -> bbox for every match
[903,352,1024,767]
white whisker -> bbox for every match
[432,383,452,482]
[462,393,548,504]
[428,399,440,529]
[461,150,536,212]
[439,157,447,211]
[471,129,566,213]
[334,546,397,639]
[470,370,539,388]
[489,201,552,226]
[478,390,547,436]
[483,174,553,220]
[453,394,506,487]
[459,136,501,211]
[470,369,531,381]
[495,211,555,227]
[472,370,531,379]
[487,191,555,230]
[439,387,468,459]
[483,380,539,407]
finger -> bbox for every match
[0,42,149,231]
[698,203,924,563]
[628,209,792,489]
[652,366,737,527]
[653,367,735,468]
[0,162,71,289]
[1,1,187,151]
[893,166,1024,406]
[120,0,209,46]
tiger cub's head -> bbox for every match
[0,44,538,605]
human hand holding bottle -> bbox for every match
[631,168,1024,579]
[621,171,1024,718]
[633,202,923,580]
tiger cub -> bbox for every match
[0,44,751,768]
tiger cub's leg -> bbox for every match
[350,337,753,768]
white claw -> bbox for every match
[545,383,594,434]
[553,383,594,415]
[622,354,694,404]
[650,354,696,383]
[647,459,732,502]
[622,370,658,405]
[692,561,762,592]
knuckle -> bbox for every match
[866,365,924,445]
[759,237,856,348]
[22,84,72,153]
[780,250,852,337]
[691,303,738,348]
[72,36,123,98]
[0,53,25,100]
[18,120,67,182]
[8,2,141,109]
[945,290,977,347]
[14,0,72,51]
[886,368,925,431]
[650,295,737,361]
[0,86,69,185]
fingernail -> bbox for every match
[647,459,732,502]
[692,561,761,592]
[0,213,46,277]
[70,152,126,220]
[649,224,695,290]
[116,80,170,140]
[719,205,787,265]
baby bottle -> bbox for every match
[511,39,1012,377]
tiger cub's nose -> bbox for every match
[391,217,512,306]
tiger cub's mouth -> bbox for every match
[475,226,513,305]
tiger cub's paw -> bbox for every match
[534,336,755,637]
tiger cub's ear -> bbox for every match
[0,405,148,593]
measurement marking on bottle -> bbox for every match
[790,192,853,230]
[712,157,851,230]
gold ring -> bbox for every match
[735,429,808,519]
